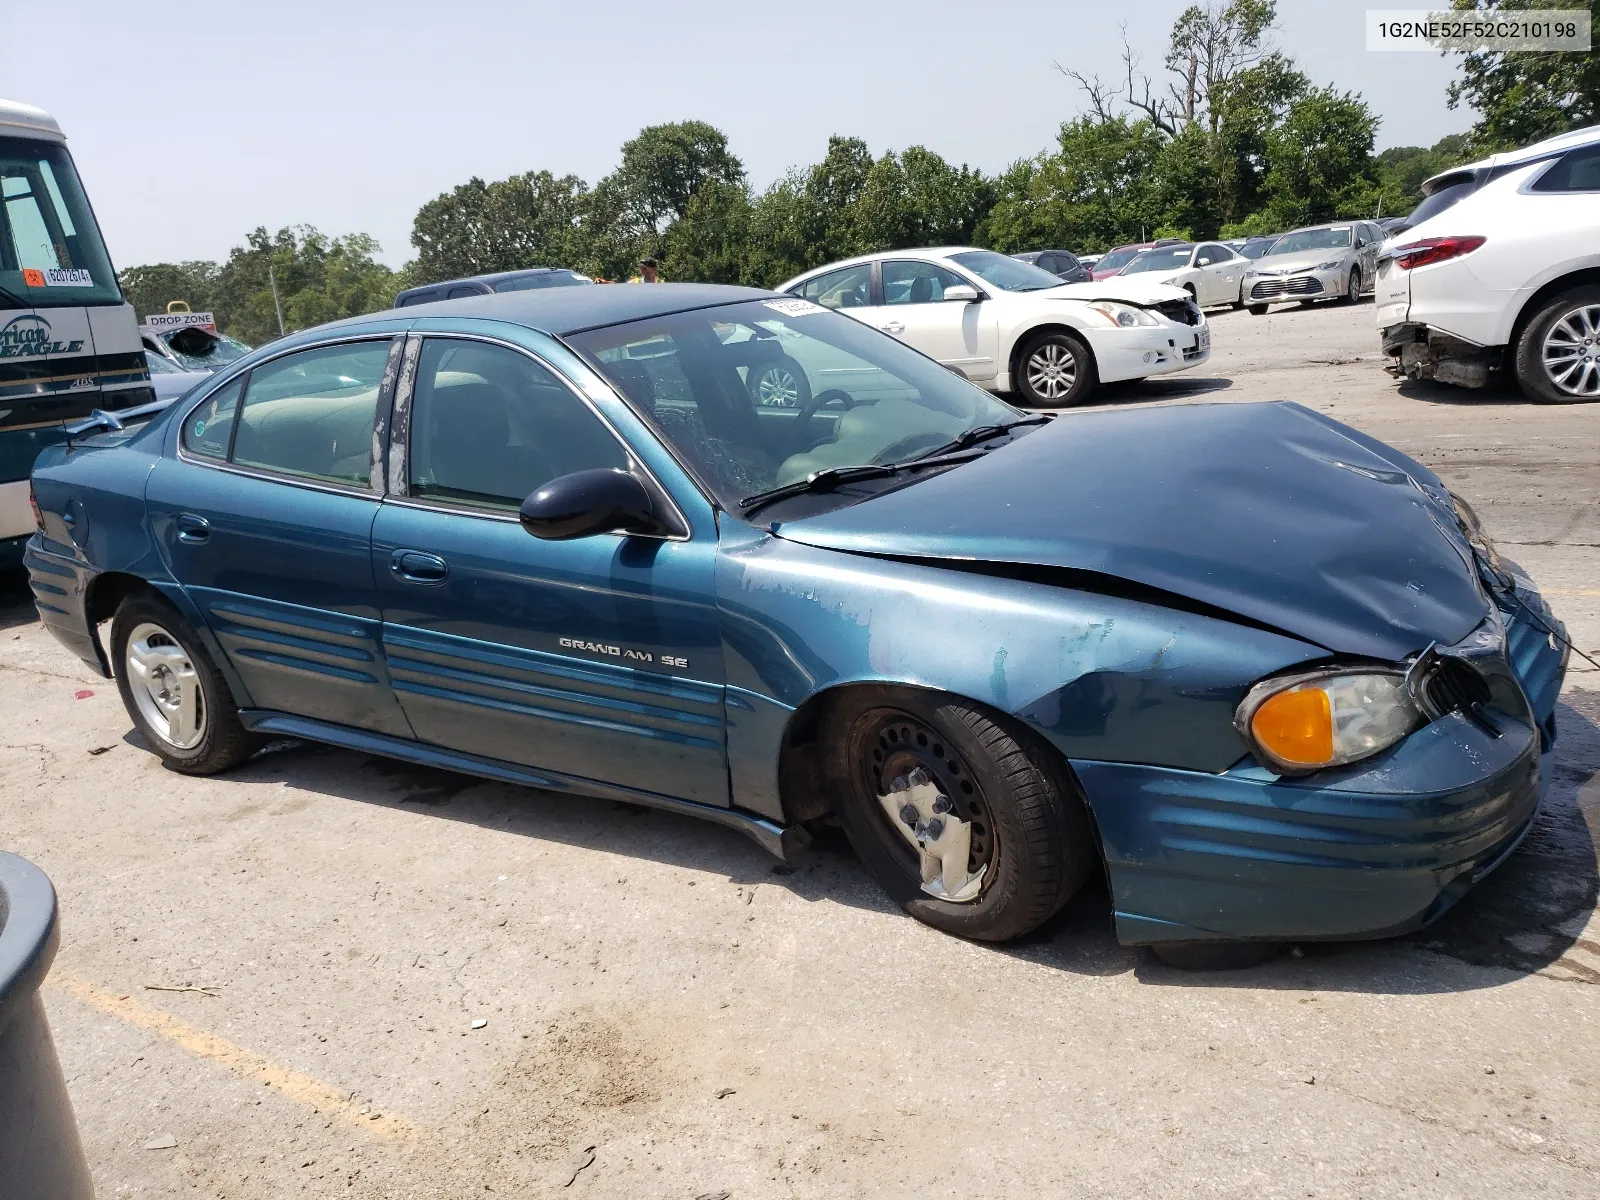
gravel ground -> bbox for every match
[1,298,1596,1199]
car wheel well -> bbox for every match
[777,682,1098,853]
[1507,267,1600,357]
[84,572,157,668]
[1008,323,1099,387]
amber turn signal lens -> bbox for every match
[1250,686,1334,767]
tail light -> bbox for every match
[1392,236,1486,270]
[28,484,42,531]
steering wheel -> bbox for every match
[790,388,859,451]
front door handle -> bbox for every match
[390,549,449,584]
[881,321,905,335]
[176,513,210,544]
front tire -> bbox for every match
[1515,284,1600,403]
[1342,268,1361,305]
[822,689,1095,942]
[1015,330,1096,407]
[110,592,259,774]
[1248,303,1269,316]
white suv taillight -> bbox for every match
[1392,236,1486,270]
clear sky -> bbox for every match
[4,0,1473,270]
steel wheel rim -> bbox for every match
[1025,342,1077,401]
[1348,271,1359,302]
[1542,303,1600,397]
[862,711,994,901]
[754,364,800,407]
[125,621,206,750]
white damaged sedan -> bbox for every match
[778,247,1210,407]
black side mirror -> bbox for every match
[520,469,670,540]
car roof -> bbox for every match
[787,246,992,280]
[356,282,774,337]
[1423,123,1600,193]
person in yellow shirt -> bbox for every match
[629,257,663,283]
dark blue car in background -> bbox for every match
[23,284,1568,960]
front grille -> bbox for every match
[1419,656,1493,719]
[1150,298,1201,326]
[1182,342,1206,361]
[1250,277,1323,300]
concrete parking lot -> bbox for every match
[2,299,1597,1199]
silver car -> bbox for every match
[1243,221,1386,313]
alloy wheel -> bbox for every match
[1541,303,1600,398]
[1025,342,1077,402]
[752,363,801,407]
[1347,270,1360,302]
[125,621,206,750]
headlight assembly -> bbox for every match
[1235,668,1422,775]
[1314,260,1344,271]
[1085,301,1160,328]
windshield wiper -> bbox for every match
[909,415,1050,463]
[739,451,985,519]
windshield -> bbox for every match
[160,327,252,371]
[1094,246,1144,273]
[568,298,1020,516]
[1239,239,1277,259]
[947,251,1060,292]
[1121,246,1194,274]
[144,350,188,374]
[1397,180,1479,232]
[0,135,121,307]
[1265,227,1352,256]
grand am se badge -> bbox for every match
[558,637,688,669]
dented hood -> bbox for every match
[1038,276,1190,306]
[772,402,1487,660]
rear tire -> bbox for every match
[1515,284,1600,404]
[822,689,1095,942]
[110,591,259,775]
[746,354,812,410]
[1015,330,1096,407]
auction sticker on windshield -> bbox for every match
[764,298,827,318]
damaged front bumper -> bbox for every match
[1382,322,1501,389]
[1075,588,1568,947]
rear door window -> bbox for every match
[230,340,393,487]
[794,264,874,309]
[180,377,244,461]
[1531,145,1600,192]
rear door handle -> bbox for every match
[390,549,449,584]
[882,321,905,334]
[176,513,210,544]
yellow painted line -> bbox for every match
[50,974,423,1145]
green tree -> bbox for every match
[662,179,755,284]
[116,261,219,324]
[410,170,587,283]
[1448,0,1600,150]
[852,146,994,251]
[210,226,397,344]
[609,121,746,237]
[1257,88,1382,227]
[977,116,1167,254]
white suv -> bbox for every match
[777,247,1209,407]
[1376,124,1600,402]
